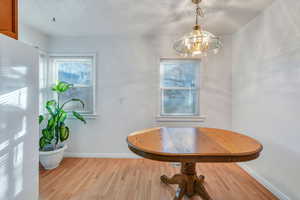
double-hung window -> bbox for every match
[159,59,201,119]
[49,54,96,116]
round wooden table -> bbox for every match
[127,127,263,200]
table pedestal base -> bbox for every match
[161,162,212,200]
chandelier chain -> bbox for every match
[195,4,204,26]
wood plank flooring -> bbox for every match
[40,158,278,200]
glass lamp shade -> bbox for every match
[173,26,222,57]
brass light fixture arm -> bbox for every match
[192,0,202,4]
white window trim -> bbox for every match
[157,58,206,123]
[39,51,49,114]
[48,53,97,118]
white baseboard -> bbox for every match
[64,152,139,158]
[239,163,290,200]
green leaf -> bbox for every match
[39,136,51,150]
[72,111,87,124]
[46,100,56,107]
[47,117,56,129]
[52,81,73,93]
[39,115,44,124]
[59,124,70,142]
[46,100,57,115]
[42,129,54,141]
[51,85,58,91]
[60,98,85,110]
[71,98,85,108]
[58,110,67,123]
[57,81,73,93]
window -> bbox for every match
[49,54,96,116]
[39,52,49,114]
[159,59,200,118]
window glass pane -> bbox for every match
[162,89,197,115]
[59,87,93,114]
[56,58,92,85]
[161,60,198,88]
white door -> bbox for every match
[0,34,39,200]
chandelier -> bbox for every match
[173,0,222,57]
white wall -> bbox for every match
[19,24,49,51]
[232,0,300,199]
[47,34,232,157]
[0,35,39,200]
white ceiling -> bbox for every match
[19,0,274,37]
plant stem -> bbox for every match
[55,92,61,149]
[57,92,60,109]
[60,99,72,110]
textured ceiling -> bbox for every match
[19,0,274,37]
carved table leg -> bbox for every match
[161,162,212,200]
[175,187,186,200]
[161,174,186,200]
[195,175,212,200]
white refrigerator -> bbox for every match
[0,34,39,200]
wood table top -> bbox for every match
[127,127,263,163]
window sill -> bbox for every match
[40,113,98,120]
[156,115,205,123]
[69,113,98,119]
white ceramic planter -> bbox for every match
[39,145,67,170]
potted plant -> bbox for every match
[39,81,87,170]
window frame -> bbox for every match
[38,50,49,114]
[157,58,205,123]
[48,53,97,117]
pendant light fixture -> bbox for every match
[173,0,222,57]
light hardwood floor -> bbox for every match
[40,158,278,200]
